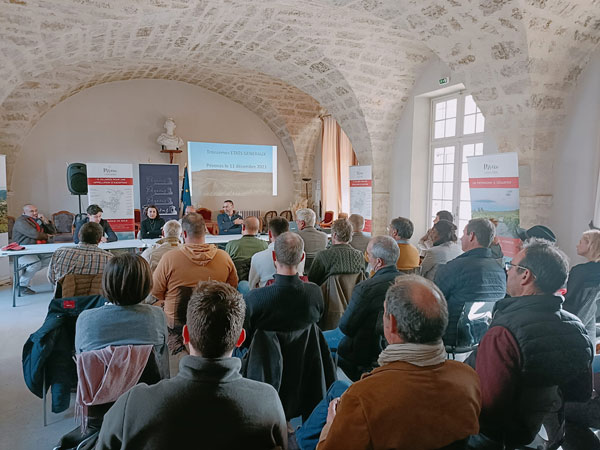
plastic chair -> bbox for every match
[445,301,496,358]
[319,211,334,229]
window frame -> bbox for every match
[427,92,487,231]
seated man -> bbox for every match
[434,218,506,347]
[11,203,57,295]
[248,216,305,289]
[296,208,328,260]
[225,216,268,260]
[217,199,243,235]
[73,204,117,244]
[348,213,370,254]
[296,275,481,450]
[47,222,113,286]
[152,213,238,353]
[468,238,593,449]
[388,216,420,271]
[308,219,364,287]
[335,235,401,380]
[141,219,183,272]
[243,232,323,347]
[95,280,287,449]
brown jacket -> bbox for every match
[152,244,238,327]
[318,360,481,450]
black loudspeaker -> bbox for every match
[67,163,88,195]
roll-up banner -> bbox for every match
[87,163,135,240]
[139,164,180,222]
[467,152,520,257]
[349,165,372,233]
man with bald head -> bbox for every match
[12,204,57,295]
[296,275,481,450]
[225,216,268,262]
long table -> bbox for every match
[0,234,268,307]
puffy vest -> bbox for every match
[486,294,593,445]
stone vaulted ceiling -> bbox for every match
[1,0,599,230]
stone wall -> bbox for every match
[0,0,599,232]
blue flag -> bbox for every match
[181,166,192,217]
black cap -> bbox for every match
[517,225,556,243]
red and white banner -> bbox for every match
[87,163,135,239]
[467,153,520,257]
[350,165,372,232]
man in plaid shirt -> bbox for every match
[47,222,113,286]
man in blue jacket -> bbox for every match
[336,235,401,381]
[434,218,506,348]
[217,199,243,235]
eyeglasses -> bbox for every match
[504,261,536,278]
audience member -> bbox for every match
[562,229,600,348]
[73,204,118,244]
[243,232,323,346]
[75,254,169,377]
[47,222,113,286]
[296,208,328,260]
[347,214,369,253]
[487,218,505,267]
[11,203,57,295]
[247,216,305,289]
[141,220,183,272]
[95,281,287,449]
[139,205,165,239]
[468,238,593,449]
[308,219,364,286]
[418,209,453,252]
[517,224,557,243]
[434,218,506,347]
[225,216,268,260]
[389,216,420,271]
[296,275,481,450]
[334,235,401,381]
[152,213,238,352]
[217,199,243,235]
[184,205,196,216]
[419,219,462,280]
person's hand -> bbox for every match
[326,398,340,424]
[39,214,49,223]
[234,218,243,225]
[100,236,108,243]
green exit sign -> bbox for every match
[439,77,450,85]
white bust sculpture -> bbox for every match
[157,118,184,150]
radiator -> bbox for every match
[237,209,262,219]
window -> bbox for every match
[429,94,486,233]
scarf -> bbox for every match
[377,341,447,367]
[27,217,46,244]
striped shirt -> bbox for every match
[47,243,113,285]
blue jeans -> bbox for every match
[322,327,345,352]
[295,380,351,450]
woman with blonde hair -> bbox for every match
[562,229,600,347]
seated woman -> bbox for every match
[75,253,169,377]
[419,219,462,280]
[139,205,165,239]
[562,229,600,348]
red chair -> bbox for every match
[134,209,141,235]
[319,211,334,229]
[196,208,212,221]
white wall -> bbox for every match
[389,56,499,242]
[10,79,295,218]
[551,50,600,263]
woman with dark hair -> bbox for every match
[75,254,169,377]
[418,210,454,252]
[139,205,165,239]
[420,219,462,280]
